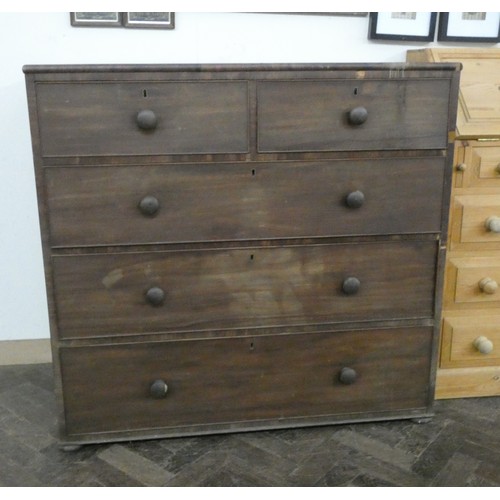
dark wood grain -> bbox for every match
[52,240,437,338]
[59,327,432,436]
[35,81,249,156]
[45,157,445,248]
[257,79,451,152]
[2,364,499,486]
[23,63,460,446]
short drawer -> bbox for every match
[45,158,445,248]
[59,327,433,436]
[257,79,450,152]
[445,255,500,307]
[441,315,500,368]
[52,240,437,339]
[454,143,500,189]
[450,195,500,250]
[35,81,249,157]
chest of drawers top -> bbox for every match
[24,63,460,162]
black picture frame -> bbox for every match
[123,12,175,30]
[70,12,122,27]
[70,12,175,30]
[437,12,500,43]
[368,12,437,42]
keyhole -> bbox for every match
[249,341,255,351]
[353,87,359,96]
[250,254,254,261]
[251,169,256,176]
[143,89,148,98]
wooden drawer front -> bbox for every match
[457,143,500,189]
[52,241,437,339]
[35,81,249,157]
[46,158,445,248]
[450,195,500,249]
[441,316,500,368]
[447,256,500,306]
[59,327,432,436]
[257,79,450,152]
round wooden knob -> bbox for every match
[339,367,357,385]
[473,336,494,355]
[136,109,157,130]
[495,164,500,175]
[345,190,365,209]
[150,379,168,399]
[342,277,361,295]
[139,196,160,216]
[456,163,467,172]
[348,106,368,126]
[485,216,500,233]
[479,278,498,295]
[146,287,165,306]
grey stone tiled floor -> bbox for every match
[0,363,499,486]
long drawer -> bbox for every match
[35,81,249,157]
[59,327,433,436]
[52,240,437,339]
[45,158,446,247]
[257,79,451,152]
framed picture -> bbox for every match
[287,13,368,16]
[70,12,122,27]
[368,12,438,41]
[437,12,500,42]
[123,12,175,29]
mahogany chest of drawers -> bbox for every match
[24,63,460,447]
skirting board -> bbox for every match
[0,339,52,366]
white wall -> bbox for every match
[0,11,499,341]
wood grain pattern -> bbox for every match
[409,50,500,399]
[3,363,499,486]
[59,327,433,437]
[455,142,500,190]
[35,81,249,156]
[257,79,451,152]
[45,158,446,248]
[441,315,500,367]
[450,194,500,247]
[52,240,437,339]
[22,63,460,443]
[435,366,500,398]
[407,48,500,137]
[447,255,500,306]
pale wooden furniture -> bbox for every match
[24,63,459,447]
[407,48,500,399]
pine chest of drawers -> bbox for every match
[24,63,460,447]
[407,49,500,399]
